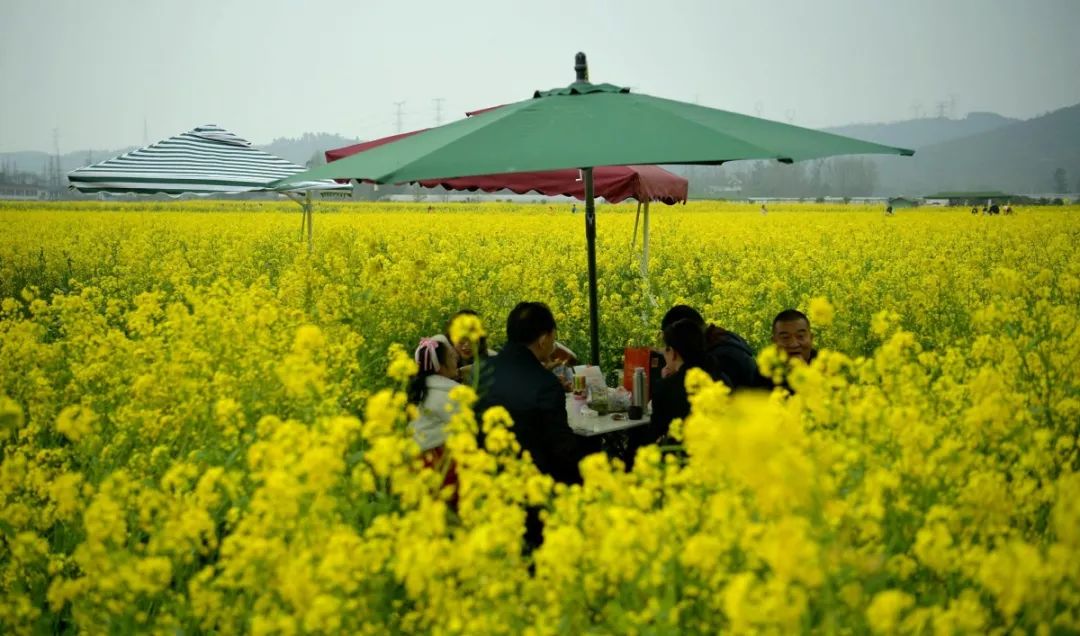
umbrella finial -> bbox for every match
[575,52,588,82]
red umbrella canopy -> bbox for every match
[326,130,688,205]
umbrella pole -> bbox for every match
[283,191,306,240]
[305,190,313,254]
[584,167,600,366]
[642,201,650,278]
[632,201,641,248]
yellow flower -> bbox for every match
[386,343,419,383]
[870,309,900,338]
[449,313,486,346]
[866,590,915,634]
[808,296,835,327]
[292,324,325,353]
[55,405,96,442]
[0,394,23,439]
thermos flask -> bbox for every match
[632,367,646,416]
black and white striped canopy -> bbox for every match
[68,124,342,195]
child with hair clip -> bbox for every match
[407,334,461,503]
[408,335,461,451]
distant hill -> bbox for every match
[0,148,136,175]
[0,132,361,176]
[872,103,1080,194]
[823,112,1018,150]
[257,132,361,167]
[4,106,1076,197]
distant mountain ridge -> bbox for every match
[258,132,361,167]
[3,106,1077,195]
[823,112,1019,150]
[0,148,137,175]
[872,103,1080,194]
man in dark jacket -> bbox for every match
[660,305,764,390]
[475,301,583,486]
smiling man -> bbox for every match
[771,309,818,363]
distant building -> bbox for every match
[887,197,919,209]
[923,191,1013,206]
[0,183,49,200]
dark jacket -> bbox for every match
[647,365,693,444]
[704,326,765,390]
[475,342,583,485]
[643,360,729,445]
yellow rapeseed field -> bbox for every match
[1,200,1078,634]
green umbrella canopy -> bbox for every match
[284,53,914,367]
[280,80,912,186]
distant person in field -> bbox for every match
[660,305,762,390]
[445,309,495,382]
[971,206,979,215]
[771,309,817,364]
[760,202,768,215]
[885,204,894,215]
[1004,204,1013,215]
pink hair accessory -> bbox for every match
[415,337,440,372]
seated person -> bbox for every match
[445,309,496,382]
[660,305,764,390]
[771,309,817,364]
[545,341,578,391]
[646,319,723,444]
[406,335,461,498]
[407,335,460,452]
[475,302,583,486]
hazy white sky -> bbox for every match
[2,0,1078,152]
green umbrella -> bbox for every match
[281,53,913,364]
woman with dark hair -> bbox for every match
[660,304,762,390]
[645,318,729,444]
[407,335,460,453]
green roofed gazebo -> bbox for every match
[68,124,344,251]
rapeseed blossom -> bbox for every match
[0,200,1078,633]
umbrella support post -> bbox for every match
[641,201,650,278]
[584,167,600,366]
[304,190,313,255]
[284,191,314,254]
[632,201,641,248]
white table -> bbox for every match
[566,395,650,437]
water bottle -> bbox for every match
[632,367,646,408]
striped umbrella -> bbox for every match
[68,124,345,251]
[67,124,340,194]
